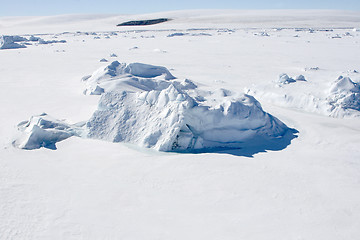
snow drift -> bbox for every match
[15,61,296,153]
[246,74,360,118]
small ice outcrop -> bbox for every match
[191,33,212,36]
[254,32,270,37]
[0,35,26,49]
[28,35,66,44]
[330,76,359,94]
[277,73,306,85]
[278,74,296,84]
[13,113,83,150]
[167,33,188,37]
[295,75,307,81]
[29,35,41,41]
[100,58,108,62]
[38,39,66,44]
[305,67,320,71]
[328,76,360,115]
[110,53,117,57]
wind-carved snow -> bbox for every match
[246,73,360,118]
[15,61,296,153]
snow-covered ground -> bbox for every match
[1,10,360,239]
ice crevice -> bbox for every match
[14,61,297,154]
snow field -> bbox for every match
[1,10,360,240]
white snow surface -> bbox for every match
[1,10,360,240]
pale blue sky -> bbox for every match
[2,0,360,16]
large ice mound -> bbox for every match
[0,35,27,49]
[84,61,295,152]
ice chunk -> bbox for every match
[295,75,307,81]
[0,35,26,49]
[328,76,360,114]
[13,113,83,150]
[29,35,41,41]
[330,76,359,94]
[278,73,296,84]
[38,39,66,44]
[167,33,188,37]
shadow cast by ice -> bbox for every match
[170,128,298,157]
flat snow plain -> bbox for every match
[1,10,360,240]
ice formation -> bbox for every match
[82,61,176,95]
[1,35,66,49]
[15,61,296,152]
[277,73,306,85]
[13,113,83,150]
[327,76,360,116]
[0,35,27,49]
[83,61,294,152]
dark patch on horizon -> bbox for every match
[117,18,171,26]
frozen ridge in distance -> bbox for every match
[15,61,297,153]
